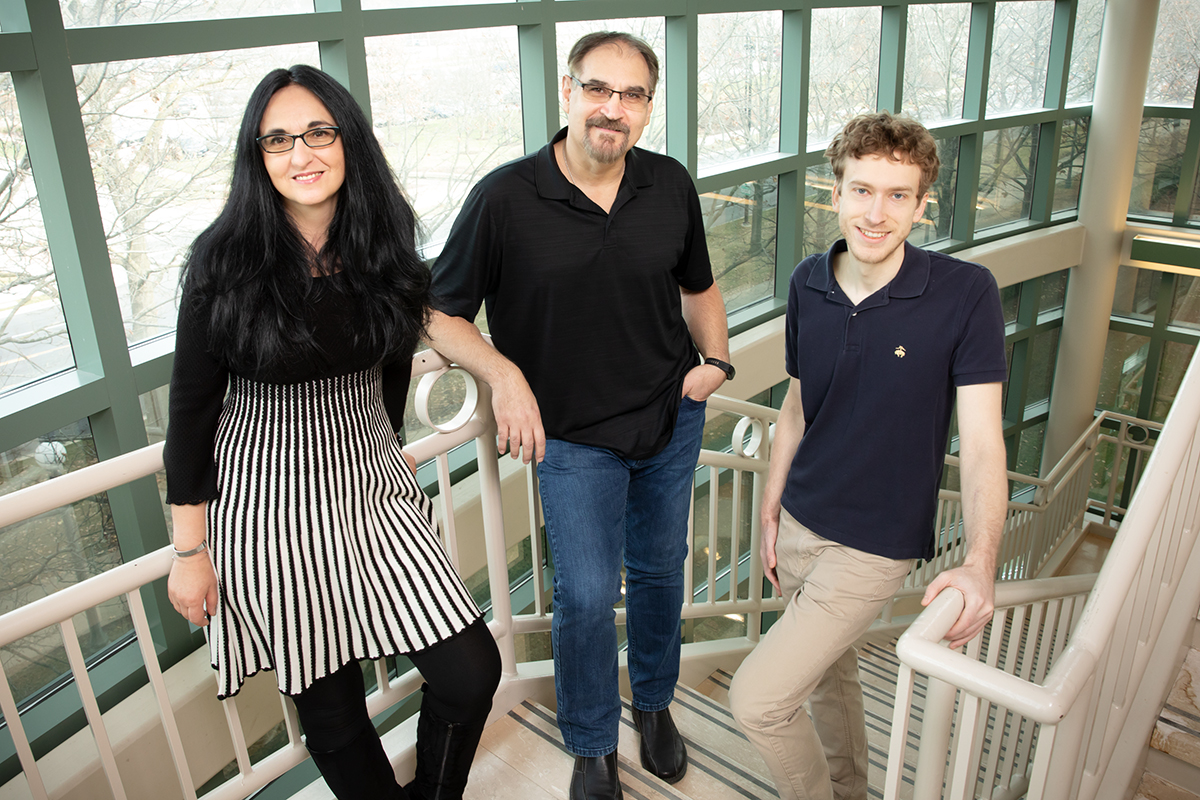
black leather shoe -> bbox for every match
[632,707,687,784]
[570,752,623,800]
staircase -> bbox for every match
[1137,644,1200,800]
[454,633,921,800]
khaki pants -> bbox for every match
[729,509,914,800]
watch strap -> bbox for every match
[703,357,736,380]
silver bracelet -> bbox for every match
[172,540,209,559]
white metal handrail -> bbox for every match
[885,347,1200,800]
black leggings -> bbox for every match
[292,617,501,753]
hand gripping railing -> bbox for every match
[885,346,1200,800]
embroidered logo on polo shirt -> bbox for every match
[894,345,907,358]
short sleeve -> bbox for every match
[784,260,807,380]
[951,269,1008,387]
[163,293,229,505]
[430,182,499,321]
[674,178,715,292]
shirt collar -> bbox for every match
[535,127,655,202]
[806,239,931,300]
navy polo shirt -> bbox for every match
[431,128,714,460]
[782,240,1007,560]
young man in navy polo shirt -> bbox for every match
[729,112,1008,800]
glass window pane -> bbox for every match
[803,162,839,258]
[557,19,666,156]
[1066,0,1105,104]
[1001,284,1021,326]
[61,0,312,27]
[808,7,880,147]
[75,44,320,348]
[1096,330,1150,414]
[987,1,1055,117]
[1016,421,1046,478]
[1038,269,1068,319]
[1145,0,1200,106]
[1170,274,1200,331]
[976,125,1039,232]
[1152,341,1196,421]
[696,12,782,171]
[1053,117,1088,213]
[902,3,970,126]
[1111,265,1157,321]
[1026,327,1059,407]
[907,137,958,247]
[700,177,778,315]
[1129,117,1189,219]
[1,74,75,392]
[368,28,523,249]
[0,421,130,706]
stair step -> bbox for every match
[1133,771,1200,800]
[473,634,923,800]
[1152,647,1200,770]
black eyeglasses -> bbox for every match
[256,126,341,154]
[569,76,653,110]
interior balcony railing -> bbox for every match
[885,346,1200,800]
[0,345,1163,800]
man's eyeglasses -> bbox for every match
[256,126,341,154]
[569,76,652,110]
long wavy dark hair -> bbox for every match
[182,64,430,373]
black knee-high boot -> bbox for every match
[308,724,408,800]
[404,691,487,800]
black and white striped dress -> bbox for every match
[164,278,481,700]
[204,367,480,698]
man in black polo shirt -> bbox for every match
[728,113,1008,800]
[427,31,732,800]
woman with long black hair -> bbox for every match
[163,64,500,800]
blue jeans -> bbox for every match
[536,396,706,756]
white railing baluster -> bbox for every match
[729,469,742,602]
[59,616,129,800]
[127,587,199,800]
[0,658,49,799]
[221,691,254,777]
[706,465,718,604]
[527,461,545,616]
[435,451,460,570]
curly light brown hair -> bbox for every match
[825,112,939,197]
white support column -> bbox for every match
[1042,0,1160,469]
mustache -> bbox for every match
[586,115,630,135]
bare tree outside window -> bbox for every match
[368,27,524,250]
[987,1,1055,118]
[0,75,71,391]
[808,7,881,148]
[1066,0,1105,105]
[696,12,782,170]
[903,3,970,126]
[58,0,311,28]
[1146,0,1200,106]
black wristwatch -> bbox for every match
[704,357,736,381]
